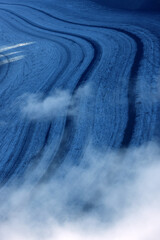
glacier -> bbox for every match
[0,0,160,239]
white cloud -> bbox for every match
[0,42,34,53]
[0,51,22,58]
[0,55,24,66]
[0,42,34,66]
[21,90,71,120]
[0,142,160,240]
[20,84,91,120]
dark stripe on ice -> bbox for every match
[0,3,144,147]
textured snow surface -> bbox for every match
[0,0,160,239]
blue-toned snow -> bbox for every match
[0,0,160,239]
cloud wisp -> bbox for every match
[0,42,34,53]
[0,42,34,66]
[0,55,25,66]
[0,141,160,240]
[20,84,91,120]
[18,79,160,122]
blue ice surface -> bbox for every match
[0,0,160,221]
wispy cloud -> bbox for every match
[0,42,34,53]
[0,141,159,240]
[19,84,91,120]
[0,55,24,66]
[0,51,22,58]
[0,42,34,66]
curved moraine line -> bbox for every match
[0,1,160,187]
